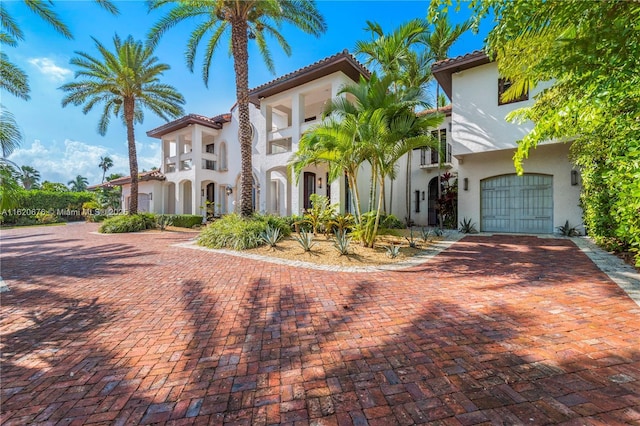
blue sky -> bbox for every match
[3,1,490,185]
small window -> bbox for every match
[414,190,421,213]
[205,143,215,154]
[498,78,529,105]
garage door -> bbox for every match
[481,174,553,233]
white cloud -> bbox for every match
[28,57,73,82]
[7,138,161,186]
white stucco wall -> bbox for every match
[452,63,549,155]
[457,142,582,232]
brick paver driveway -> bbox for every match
[1,223,639,425]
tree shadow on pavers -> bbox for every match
[1,242,155,285]
[399,235,629,297]
[315,290,640,425]
[0,283,203,424]
[0,293,158,424]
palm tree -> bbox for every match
[18,165,40,190]
[68,175,89,192]
[0,105,23,157]
[292,73,442,247]
[60,34,184,214]
[421,16,471,227]
[147,0,326,217]
[355,19,433,222]
[99,155,113,183]
[0,1,118,101]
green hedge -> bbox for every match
[3,190,96,224]
[99,213,156,233]
[168,214,203,228]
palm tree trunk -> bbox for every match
[230,18,254,218]
[405,149,412,226]
[124,97,138,215]
[369,176,385,248]
[347,171,362,223]
[436,83,443,229]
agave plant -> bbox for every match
[556,220,581,237]
[333,229,351,255]
[156,214,173,231]
[386,244,401,259]
[293,229,316,252]
[260,225,282,248]
[459,218,478,234]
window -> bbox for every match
[414,190,421,213]
[422,129,450,165]
[498,78,529,105]
[203,160,216,170]
[205,143,215,153]
[268,138,292,155]
[219,142,228,171]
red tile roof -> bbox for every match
[90,170,166,189]
[146,113,231,138]
[249,49,370,101]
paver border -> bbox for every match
[175,231,466,273]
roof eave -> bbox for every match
[146,115,225,138]
[432,51,491,100]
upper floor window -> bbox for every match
[205,143,215,154]
[219,142,228,171]
[498,78,529,105]
[421,129,451,166]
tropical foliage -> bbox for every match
[68,175,89,192]
[147,0,326,217]
[430,0,640,265]
[60,34,184,214]
[0,105,22,157]
[291,73,443,247]
[99,156,113,183]
[17,165,40,189]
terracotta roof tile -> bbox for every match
[249,49,370,101]
[95,170,165,188]
[146,113,229,138]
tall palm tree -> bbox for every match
[0,0,119,101]
[292,73,442,247]
[421,16,471,227]
[18,165,40,190]
[355,19,433,223]
[147,0,326,217]
[60,34,184,214]
[0,105,22,157]
[99,155,114,183]
[68,175,89,192]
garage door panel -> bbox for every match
[481,174,553,234]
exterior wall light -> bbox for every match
[317,177,322,189]
[571,170,579,186]
[226,185,233,196]
[463,177,469,191]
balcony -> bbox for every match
[268,138,292,155]
[419,144,453,170]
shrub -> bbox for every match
[293,230,316,252]
[169,214,203,228]
[459,218,478,234]
[260,225,282,248]
[156,214,173,231]
[381,214,404,229]
[99,214,156,233]
[556,220,581,237]
[35,211,59,224]
[333,230,351,255]
[198,214,266,250]
[386,244,401,259]
[3,190,96,224]
[254,214,292,237]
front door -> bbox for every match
[303,172,316,211]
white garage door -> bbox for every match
[481,174,553,234]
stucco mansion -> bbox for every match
[112,50,582,234]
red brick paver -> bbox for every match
[1,224,639,425]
